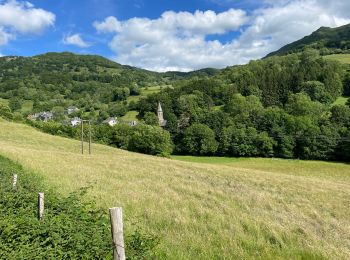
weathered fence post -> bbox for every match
[81,121,84,154]
[89,120,91,155]
[38,192,44,220]
[12,174,17,189]
[109,207,125,260]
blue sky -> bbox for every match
[0,0,349,71]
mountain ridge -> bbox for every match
[266,23,350,57]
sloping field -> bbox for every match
[324,53,350,64]
[0,119,349,259]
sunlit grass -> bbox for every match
[21,100,33,113]
[0,119,349,259]
[126,85,172,104]
[324,53,350,64]
[120,110,139,122]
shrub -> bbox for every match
[128,124,173,156]
[181,123,218,155]
[0,104,13,120]
[0,156,160,259]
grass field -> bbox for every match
[126,85,172,104]
[120,110,139,122]
[21,100,33,113]
[324,53,350,64]
[0,119,349,259]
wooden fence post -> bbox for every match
[81,121,84,154]
[109,207,125,260]
[89,120,91,155]
[12,174,17,189]
[38,192,44,220]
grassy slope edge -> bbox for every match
[0,119,349,259]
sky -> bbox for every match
[0,0,350,72]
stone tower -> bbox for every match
[157,102,167,127]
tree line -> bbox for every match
[0,50,349,161]
[136,50,350,161]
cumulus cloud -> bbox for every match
[0,0,55,46]
[94,9,248,71]
[0,26,14,45]
[93,16,121,33]
[63,33,91,48]
[94,1,350,72]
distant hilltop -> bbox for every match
[266,23,350,57]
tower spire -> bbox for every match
[157,102,167,127]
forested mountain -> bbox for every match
[0,52,215,121]
[0,43,349,161]
[136,51,350,161]
[266,23,350,57]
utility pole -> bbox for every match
[81,120,92,155]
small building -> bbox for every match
[103,117,118,127]
[157,102,167,127]
[128,121,138,127]
[70,117,82,127]
[27,111,53,122]
[66,106,79,115]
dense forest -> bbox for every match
[135,50,350,161]
[0,25,350,161]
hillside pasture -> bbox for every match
[120,110,139,122]
[0,119,349,259]
[324,53,350,64]
[127,85,172,104]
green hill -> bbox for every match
[0,52,218,122]
[266,23,350,57]
[0,119,349,258]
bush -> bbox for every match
[0,104,13,120]
[181,123,218,155]
[143,112,159,126]
[0,155,160,259]
[128,124,173,156]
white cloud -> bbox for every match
[94,9,248,71]
[63,33,91,48]
[0,0,55,46]
[93,16,121,33]
[238,0,350,58]
[0,26,14,45]
[95,1,350,72]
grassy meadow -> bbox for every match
[324,53,350,64]
[126,85,166,104]
[0,119,349,259]
[120,110,139,122]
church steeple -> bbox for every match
[157,102,167,127]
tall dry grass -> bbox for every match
[0,119,349,259]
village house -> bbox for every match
[27,111,53,122]
[70,117,82,127]
[66,106,79,115]
[128,120,138,127]
[103,117,118,127]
